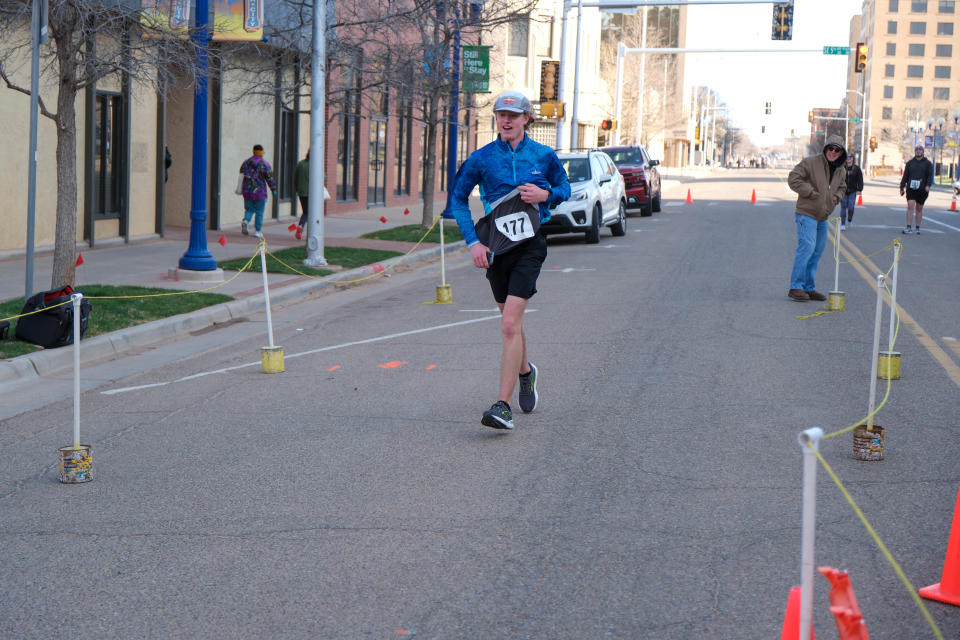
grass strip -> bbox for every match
[0,285,233,359]
[363,223,464,244]
[217,245,402,275]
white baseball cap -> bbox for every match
[494,91,531,114]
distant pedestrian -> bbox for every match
[291,149,331,240]
[898,145,933,234]
[786,135,847,302]
[839,154,864,230]
[239,145,277,238]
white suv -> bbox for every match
[542,150,627,244]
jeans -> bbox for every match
[243,197,267,231]
[839,192,857,223]
[790,214,828,291]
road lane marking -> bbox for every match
[943,337,960,361]
[924,217,960,233]
[102,313,507,395]
[839,237,960,389]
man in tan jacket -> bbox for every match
[786,135,847,301]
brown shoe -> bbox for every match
[788,289,810,301]
[805,290,827,301]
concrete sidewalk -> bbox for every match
[0,201,467,386]
[0,169,702,389]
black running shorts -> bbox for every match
[485,233,548,303]
[906,188,929,204]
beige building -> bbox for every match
[855,0,960,176]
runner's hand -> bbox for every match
[518,183,549,204]
[470,242,490,269]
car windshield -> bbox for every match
[561,158,590,183]
[607,149,643,164]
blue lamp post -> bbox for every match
[178,0,217,271]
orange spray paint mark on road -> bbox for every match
[426,364,436,370]
[328,365,341,371]
[378,361,408,369]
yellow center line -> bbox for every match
[838,234,960,389]
[944,337,960,360]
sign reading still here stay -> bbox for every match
[462,46,491,93]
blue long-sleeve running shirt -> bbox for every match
[449,134,571,247]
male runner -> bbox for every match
[449,91,570,430]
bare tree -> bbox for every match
[0,0,197,289]
[227,0,537,229]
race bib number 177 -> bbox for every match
[497,211,535,242]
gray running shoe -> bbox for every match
[481,400,514,430]
[241,220,249,235]
[518,362,538,413]
[902,226,912,234]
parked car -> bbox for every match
[542,149,627,244]
[601,145,662,216]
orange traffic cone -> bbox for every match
[750,189,757,204]
[950,195,957,211]
[685,188,693,203]
[819,567,869,640]
[780,586,815,640]
[920,483,960,606]
[857,194,863,206]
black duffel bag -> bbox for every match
[15,285,92,348]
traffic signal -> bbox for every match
[600,119,616,131]
[771,0,793,40]
[539,60,559,102]
[695,125,701,144]
[764,101,772,115]
[855,43,867,72]
[870,136,877,151]
[761,125,766,134]
[808,110,814,123]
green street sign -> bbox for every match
[850,117,861,123]
[462,45,490,93]
[823,46,851,55]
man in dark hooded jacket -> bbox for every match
[786,135,847,302]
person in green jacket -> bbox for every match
[293,150,310,240]
[291,149,331,240]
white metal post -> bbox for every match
[868,274,885,428]
[556,0,570,150]
[636,5,647,145]
[614,43,624,146]
[887,244,900,351]
[569,0,583,149]
[833,218,840,292]
[72,293,82,448]
[798,426,823,640]
[259,245,276,349]
[304,0,328,267]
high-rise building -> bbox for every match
[856,0,960,176]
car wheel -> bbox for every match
[641,196,653,217]
[652,193,661,212]
[610,201,626,236]
[585,204,601,243]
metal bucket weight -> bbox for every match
[877,351,901,380]
[434,284,453,304]
[58,445,92,483]
[853,424,885,461]
[828,291,845,311]
[261,346,284,373]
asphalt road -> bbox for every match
[2,169,959,639]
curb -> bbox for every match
[0,241,465,385]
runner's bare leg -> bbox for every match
[497,296,530,403]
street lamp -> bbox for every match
[910,113,925,148]
[846,89,865,167]
[952,109,960,179]
[928,116,945,183]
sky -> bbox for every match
[684,0,864,147]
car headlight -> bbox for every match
[570,190,589,201]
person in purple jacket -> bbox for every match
[239,144,277,238]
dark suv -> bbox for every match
[601,145,662,216]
